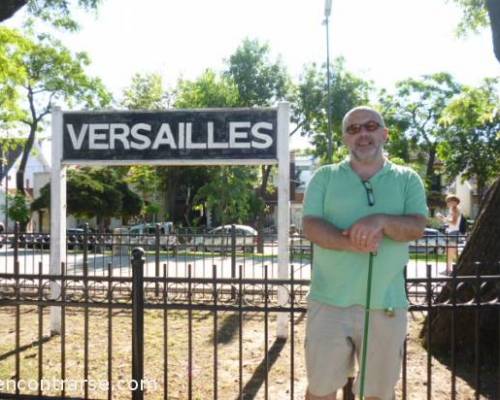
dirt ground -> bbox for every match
[0,307,493,399]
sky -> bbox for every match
[4,0,500,149]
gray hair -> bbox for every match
[342,106,385,133]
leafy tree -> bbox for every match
[122,72,168,110]
[174,69,260,226]
[32,167,142,229]
[446,0,500,62]
[117,181,143,225]
[193,166,259,225]
[0,28,111,198]
[381,73,462,190]
[126,165,162,220]
[225,39,292,247]
[449,0,491,35]
[438,78,500,200]
[0,0,102,31]
[121,72,167,222]
[294,58,372,163]
[225,38,290,107]
[5,193,30,227]
[68,168,122,229]
[0,28,29,125]
[378,89,415,163]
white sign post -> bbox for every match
[50,103,290,337]
[50,107,66,334]
[276,102,290,339]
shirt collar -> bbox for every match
[339,157,392,180]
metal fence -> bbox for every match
[0,225,497,399]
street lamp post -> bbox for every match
[324,0,333,163]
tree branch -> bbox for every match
[289,120,304,137]
[36,92,55,122]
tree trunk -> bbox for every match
[487,0,500,63]
[165,169,180,222]
[425,144,436,189]
[15,122,37,232]
[422,177,500,364]
[0,0,26,22]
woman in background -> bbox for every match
[439,194,462,274]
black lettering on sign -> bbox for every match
[62,109,278,162]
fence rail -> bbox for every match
[0,225,497,399]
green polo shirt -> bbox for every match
[303,159,428,309]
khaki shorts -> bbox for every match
[305,300,407,400]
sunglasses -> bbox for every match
[345,120,382,135]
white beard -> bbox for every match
[350,143,384,163]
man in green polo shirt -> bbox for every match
[303,106,428,400]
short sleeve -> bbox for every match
[404,171,428,217]
[303,166,329,218]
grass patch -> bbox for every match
[409,253,447,262]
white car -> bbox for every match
[128,222,177,250]
[193,224,257,253]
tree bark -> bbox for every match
[16,125,37,195]
[422,177,500,364]
[0,0,26,23]
[425,144,437,189]
[487,0,500,63]
[165,169,180,222]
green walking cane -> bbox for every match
[359,251,375,399]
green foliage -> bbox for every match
[120,72,168,220]
[25,0,102,31]
[143,202,161,219]
[117,182,143,222]
[23,32,111,110]
[194,166,259,225]
[0,28,112,124]
[225,38,291,107]
[174,67,262,225]
[175,70,239,108]
[126,165,161,198]
[438,78,500,197]
[0,137,25,159]
[378,89,414,163]
[446,0,489,35]
[32,168,143,224]
[122,72,166,110]
[0,28,29,126]
[5,194,30,224]
[388,73,461,144]
[0,28,111,193]
[387,156,406,166]
[294,58,372,163]
[379,72,462,187]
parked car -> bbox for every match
[409,228,447,255]
[289,234,312,256]
[128,222,177,250]
[193,224,257,253]
[6,232,48,249]
[67,228,85,250]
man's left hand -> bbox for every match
[342,215,385,250]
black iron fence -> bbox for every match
[0,225,497,399]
